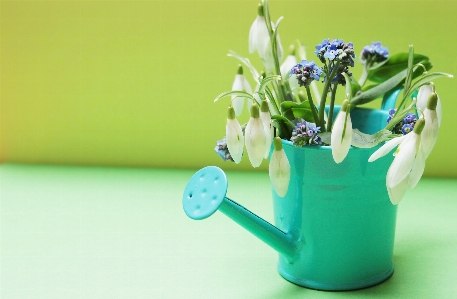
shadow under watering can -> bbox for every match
[182,90,403,291]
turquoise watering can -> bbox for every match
[182,90,402,291]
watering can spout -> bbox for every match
[182,166,302,260]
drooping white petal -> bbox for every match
[249,16,283,70]
[245,117,267,167]
[226,118,244,164]
[416,84,434,111]
[253,17,270,58]
[368,135,406,162]
[280,55,297,78]
[417,84,442,127]
[260,34,284,71]
[241,75,253,94]
[260,111,272,158]
[280,55,298,92]
[269,148,290,197]
[421,108,439,159]
[386,132,420,188]
[242,75,253,111]
[436,95,442,127]
[231,74,252,116]
[231,98,244,117]
[387,175,409,205]
[331,110,352,164]
[408,148,425,189]
[248,16,261,54]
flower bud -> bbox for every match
[413,118,425,135]
[427,93,438,110]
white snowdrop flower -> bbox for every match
[417,83,442,127]
[269,137,290,197]
[231,65,253,116]
[387,175,409,205]
[369,120,427,204]
[420,93,440,159]
[331,100,353,164]
[248,4,283,70]
[245,104,267,168]
[225,106,244,164]
[386,126,424,205]
[260,100,273,158]
[280,45,298,92]
[368,135,407,162]
[386,127,421,188]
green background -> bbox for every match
[1,0,456,176]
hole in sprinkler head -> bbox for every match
[188,192,193,199]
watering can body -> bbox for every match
[273,136,396,289]
[183,96,401,291]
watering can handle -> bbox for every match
[183,166,301,260]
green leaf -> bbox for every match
[280,101,315,122]
[271,115,295,140]
[343,73,361,99]
[367,52,431,83]
[227,51,260,82]
[351,68,408,105]
[258,75,282,93]
[320,132,331,145]
[271,17,284,76]
[214,90,254,103]
[403,71,454,101]
[403,45,414,97]
[351,129,393,148]
[264,86,281,115]
[361,83,377,92]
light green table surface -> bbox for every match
[1,163,456,299]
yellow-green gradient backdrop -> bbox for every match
[1,0,456,176]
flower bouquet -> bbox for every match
[214,0,452,205]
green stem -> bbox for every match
[326,84,338,132]
[357,56,372,87]
[284,84,295,102]
[318,60,341,132]
[264,87,281,115]
[262,0,281,76]
[283,78,296,102]
[262,0,288,105]
[358,66,368,87]
[305,86,320,125]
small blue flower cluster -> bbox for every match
[387,109,418,135]
[360,42,389,65]
[326,65,352,86]
[290,60,323,87]
[214,138,234,162]
[315,39,355,67]
[291,121,322,146]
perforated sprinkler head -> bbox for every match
[182,166,228,220]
